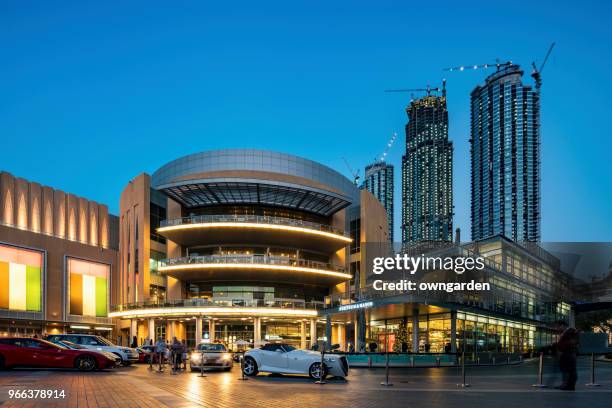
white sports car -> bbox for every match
[242,343,349,379]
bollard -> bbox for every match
[368,355,372,368]
[531,352,547,388]
[237,353,248,381]
[457,352,470,388]
[476,357,480,365]
[436,356,440,367]
[380,350,393,386]
[315,343,326,384]
[411,355,415,367]
[199,349,206,377]
[507,356,511,365]
[585,353,601,387]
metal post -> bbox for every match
[507,356,510,365]
[315,342,326,384]
[411,355,415,367]
[531,352,547,388]
[368,355,372,368]
[237,353,248,381]
[199,349,206,377]
[585,353,600,387]
[457,352,470,387]
[381,329,393,386]
[436,356,440,367]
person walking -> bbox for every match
[130,336,138,349]
[557,327,579,390]
[155,336,167,372]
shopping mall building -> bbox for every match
[0,149,575,354]
[111,149,387,349]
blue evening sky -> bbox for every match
[1,1,610,241]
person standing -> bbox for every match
[170,337,183,374]
[155,336,167,372]
[557,327,579,390]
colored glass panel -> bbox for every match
[68,258,109,317]
[25,266,41,311]
[0,244,43,312]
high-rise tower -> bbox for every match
[402,90,453,243]
[470,64,541,242]
[362,161,394,242]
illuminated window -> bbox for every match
[0,244,42,312]
[68,258,109,317]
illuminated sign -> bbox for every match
[0,244,42,312]
[68,258,109,317]
[338,301,373,312]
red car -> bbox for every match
[0,337,116,371]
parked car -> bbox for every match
[242,343,348,379]
[49,339,122,367]
[0,337,116,371]
[190,343,233,371]
[44,334,139,366]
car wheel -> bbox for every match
[242,356,258,376]
[75,355,97,372]
[308,362,328,380]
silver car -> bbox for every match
[190,343,233,371]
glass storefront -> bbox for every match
[369,311,536,354]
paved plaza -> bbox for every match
[0,357,611,408]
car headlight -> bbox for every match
[323,357,336,362]
[191,354,202,362]
[221,353,232,361]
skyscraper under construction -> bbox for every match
[470,64,541,242]
[362,161,394,243]
[402,86,453,243]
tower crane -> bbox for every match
[342,157,360,186]
[385,80,447,98]
[377,132,397,163]
[531,42,555,90]
[443,60,513,73]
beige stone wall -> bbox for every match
[165,197,183,301]
[359,190,389,287]
[0,224,118,324]
[118,173,151,305]
[0,171,112,249]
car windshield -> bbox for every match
[61,341,85,349]
[38,339,64,349]
[94,336,114,346]
[197,343,227,352]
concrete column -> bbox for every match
[325,315,332,351]
[195,317,203,345]
[450,310,457,353]
[253,317,261,346]
[412,306,419,353]
[208,319,216,341]
[300,320,306,350]
[357,310,366,352]
[310,318,317,349]
[129,319,138,345]
[337,324,345,351]
[148,318,155,343]
[168,320,176,341]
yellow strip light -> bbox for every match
[109,307,319,319]
[158,263,352,280]
[157,222,352,243]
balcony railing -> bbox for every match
[159,254,347,274]
[111,298,323,313]
[159,214,347,237]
